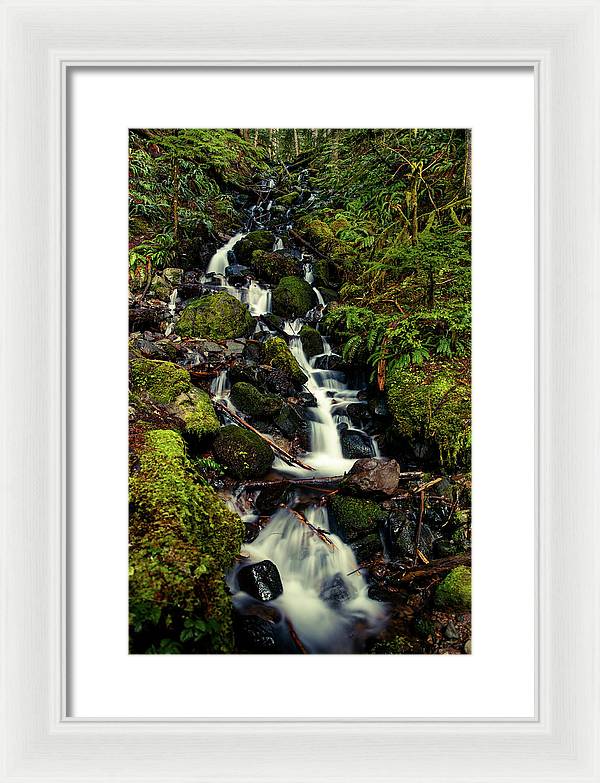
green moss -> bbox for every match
[299,325,323,358]
[262,337,308,384]
[435,566,471,609]
[272,276,318,317]
[130,359,220,441]
[175,291,255,339]
[328,495,387,543]
[230,381,282,418]
[232,230,275,264]
[276,191,299,207]
[176,388,220,439]
[386,365,471,469]
[212,424,274,480]
[129,429,244,653]
[250,250,299,284]
[130,358,191,405]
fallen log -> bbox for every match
[212,400,315,472]
[240,475,345,491]
[395,553,471,583]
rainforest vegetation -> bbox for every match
[129,128,471,655]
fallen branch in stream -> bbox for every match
[240,475,345,491]
[212,400,315,472]
[394,553,471,583]
[412,490,426,566]
[286,619,308,654]
[288,508,337,551]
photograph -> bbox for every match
[128,128,472,655]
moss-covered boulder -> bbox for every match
[386,364,471,468]
[213,424,274,480]
[262,337,308,384]
[175,292,255,340]
[230,381,282,419]
[232,230,275,264]
[130,358,220,440]
[272,276,317,318]
[299,325,323,358]
[250,250,299,284]
[276,191,299,207]
[130,358,191,405]
[328,495,387,543]
[129,429,244,653]
[435,566,471,609]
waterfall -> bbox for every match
[229,505,386,653]
[164,287,178,336]
[206,232,245,276]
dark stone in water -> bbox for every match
[312,353,343,371]
[225,263,251,285]
[265,368,299,397]
[274,402,307,438]
[243,520,261,543]
[342,458,401,496]
[237,560,283,602]
[340,429,375,459]
[383,511,438,560]
[233,614,277,653]
[255,484,290,514]
[319,574,350,606]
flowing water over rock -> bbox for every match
[171,196,387,652]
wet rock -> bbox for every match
[260,313,286,334]
[213,424,274,479]
[368,397,390,418]
[319,574,350,606]
[340,429,375,459]
[383,511,437,560]
[230,381,282,419]
[264,368,300,397]
[244,519,261,543]
[135,338,172,360]
[274,403,307,438]
[351,533,383,562]
[223,339,246,358]
[262,337,308,384]
[255,483,291,514]
[299,325,323,358]
[345,402,371,427]
[250,250,299,284]
[328,495,387,543]
[175,291,255,340]
[224,263,251,285]
[342,458,401,496]
[312,353,344,371]
[237,559,283,602]
[232,230,276,264]
[233,614,278,653]
[272,276,318,318]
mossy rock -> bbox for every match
[260,313,285,333]
[276,191,299,207]
[272,276,317,317]
[435,565,471,609]
[129,429,244,653]
[149,274,171,301]
[232,230,275,264]
[299,325,323,358]
[230,382,282,419]
[386,364,471,469]
[370,635,415,654]
[175,291,255,340]
[328,495,387,543]
[262,337,308,384]
[130,358,219,440]
[130,358,191,405]
[175,388,220,439]
[213,424,274,480]
[250,250,299,284]
[296,217,335,250]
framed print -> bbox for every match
[2,1,599,781]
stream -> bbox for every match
[188,189,388,653]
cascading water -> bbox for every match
[204,240,386,651]
[229,504,386,653]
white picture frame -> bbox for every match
[1,0,599,780]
